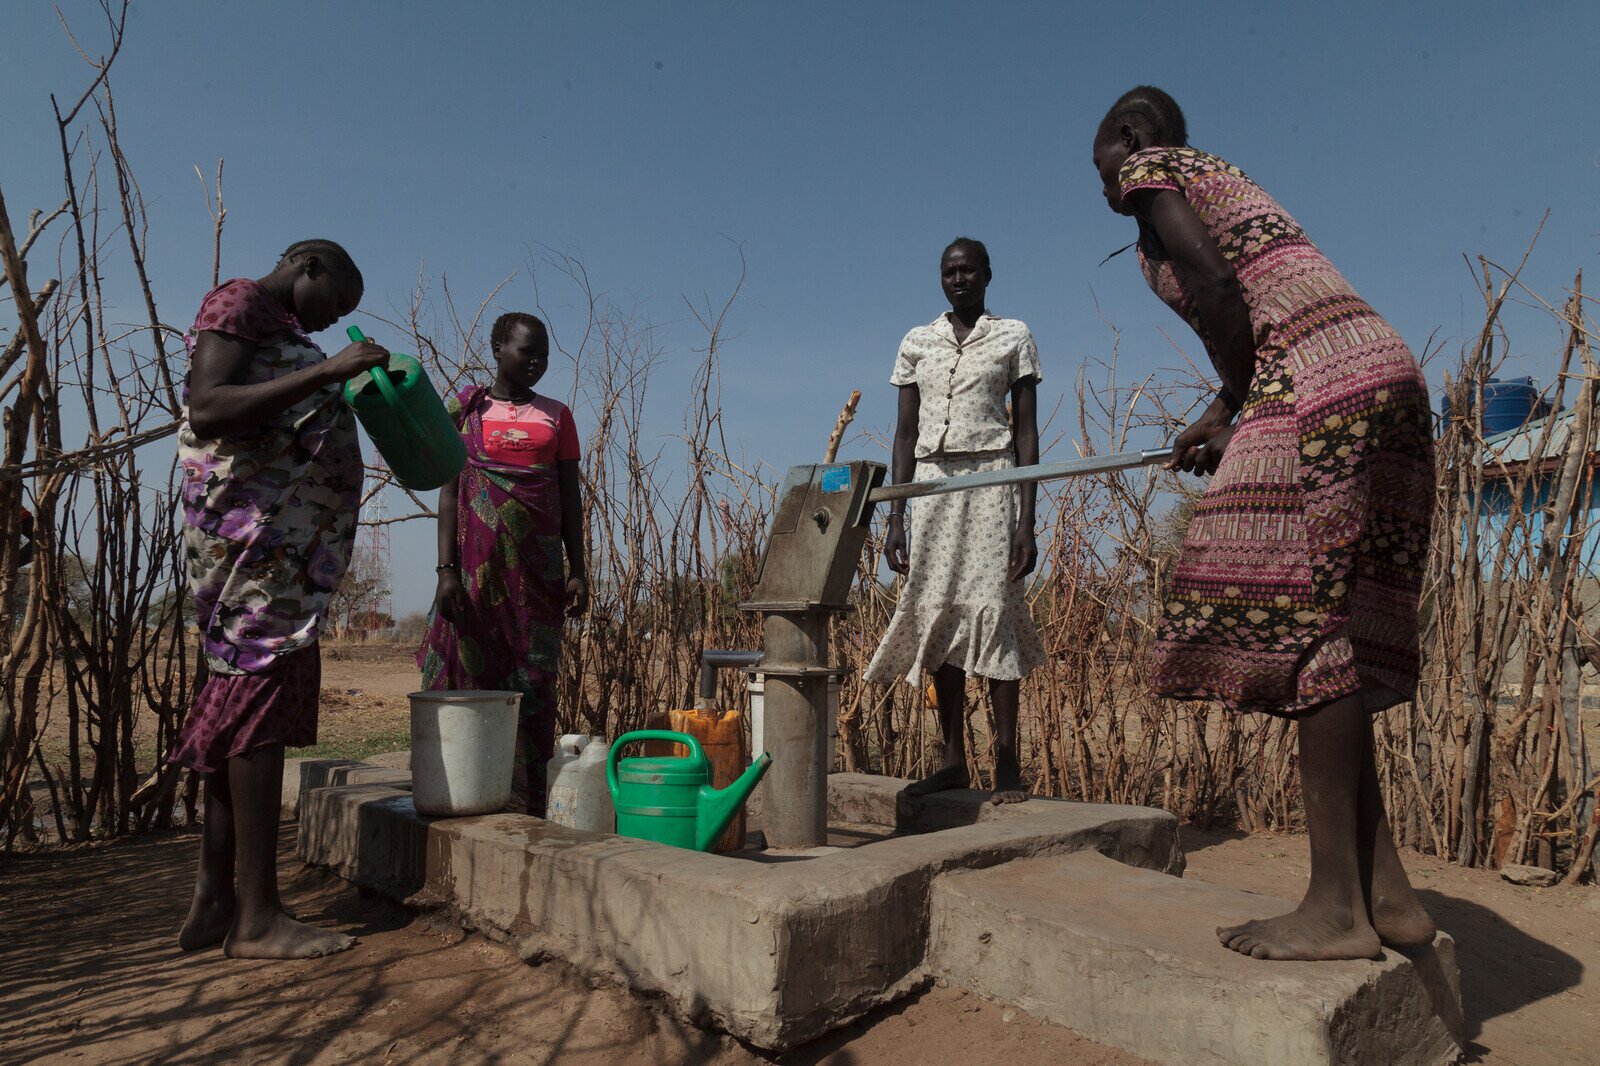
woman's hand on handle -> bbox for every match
[1169,419,1236,477]
[1194,424,1236,475]
[187,332,387,440]
[1167,392,1237,474]
[884,515,910,575]
[1167,417,1213,473]
[1168,415,1232,474]
[323,340,389,383]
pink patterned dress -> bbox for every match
[1121,147,1433,715]
[417,386,582,814]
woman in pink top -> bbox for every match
[418,312,588,814]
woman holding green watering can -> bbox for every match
[172,238,384,960]
[418,312,589,815]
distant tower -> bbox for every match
[358,473,394,636]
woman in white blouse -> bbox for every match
[865,238,1047,804]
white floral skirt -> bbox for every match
[865,452,1046,685]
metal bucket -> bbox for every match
[408,690,520,816]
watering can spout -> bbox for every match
[696,752,771,852]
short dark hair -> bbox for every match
[943,236,991,272]
[1098,86,1188,147]
[490,311,548,351]
[278,239,364,291]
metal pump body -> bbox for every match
[736,448,1171,849]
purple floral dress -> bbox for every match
[176,279,362,676]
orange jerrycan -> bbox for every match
[642,651,763,852]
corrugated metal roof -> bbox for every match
[1482,407,1580,466]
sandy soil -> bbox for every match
[30,643,419,779]
[8,644,1597,1063]
[33,639,1600,796]
[1180,828,1600,1066]
[2,829,1595,1065]
[0,827,1143,1065]
[303,644,421,760]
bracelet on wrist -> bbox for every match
[887,512,905,523]
[435,563,457,573]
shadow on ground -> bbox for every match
[0,824,740,1065]
[1176,825,1251,854]
[1417,887,1583,1060]
[6,818,1587,1066]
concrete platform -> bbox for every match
[281,757,410,819]
[296,767,1180,1050]
[295,761,1462,1060]
[928,852,1463,1065]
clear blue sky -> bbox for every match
[4,1,1596,613]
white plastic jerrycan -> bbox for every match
[546,735,614,833]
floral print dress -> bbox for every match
[177,279,362,677]
[864,312,1047,686]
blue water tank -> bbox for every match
[1439,377,1550,436]
[1483,378,1541,435]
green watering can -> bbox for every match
[342,326,467,491]
[607,730,771,852]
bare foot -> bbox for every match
[1217,905,1383,961]
[1370,893,1436,948]
[990,753,1028,805]
[905,763,970,797]
[177,893,235,951]
[224,912,356,960]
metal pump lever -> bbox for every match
[866,445,1175,504]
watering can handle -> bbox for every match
[606,729,707,800]
[345,326,427,443]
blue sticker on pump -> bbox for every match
[819,465,851,493]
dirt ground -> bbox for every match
[31,639,1600,798]
[31,642,420,776]
[0,826,1145,1065]
[7,643,1597,1064]
[300,644,421,761]
[3,826,1598,1065]
[1182,828,1600,1066]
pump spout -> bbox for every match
[696,752,771,852]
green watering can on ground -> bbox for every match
[342,326,467,491]
[607,730,771,852]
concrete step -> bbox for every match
[281,757,410,819]
[297,766,1183,1051]
[928,852,1463,1066]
